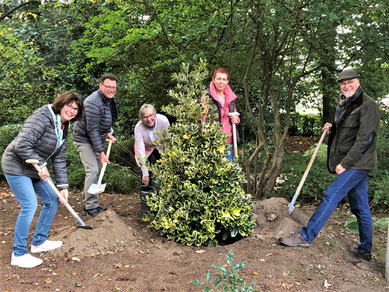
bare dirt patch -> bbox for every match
[0,181,388,292]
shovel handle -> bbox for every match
[229,112,240,159]
[25,159,87,227]
[97,139,113,185]
[294,129,327,197]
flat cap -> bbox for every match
[336,69,358,82]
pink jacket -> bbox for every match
[203,81,240,143]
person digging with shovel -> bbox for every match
[1,91,83,268]
[279,69,380,262]
[73,73,118,217]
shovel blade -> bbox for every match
[288,202,295,214]
[88,183,106,195]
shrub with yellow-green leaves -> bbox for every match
[144,62,255,246]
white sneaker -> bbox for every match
[11,253,43,268]
[31,240,63,253]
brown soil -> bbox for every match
[0,181,388,292]
[284,136,319,154]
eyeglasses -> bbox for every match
[65,104,79,113]
[142,114,155,120]
[340,80,355,87]
[101,83,117,90]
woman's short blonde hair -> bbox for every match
[139,104,156,120]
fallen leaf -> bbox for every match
[323,279,331,288]
[252,271,259,275]
[45,278,52,284]
[282,282,293,289]
[7,274,17,280]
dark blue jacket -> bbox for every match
[73,89,117,153]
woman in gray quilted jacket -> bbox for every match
[1,91,83,268]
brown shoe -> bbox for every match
[348,245,371,261]
[279,232,310,247]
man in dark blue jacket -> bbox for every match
[73,74,118,217]
[279,69,380,262]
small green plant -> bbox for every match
[344,217,389,233]
[191,250,260,292]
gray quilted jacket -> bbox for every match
[72,89,117,153]
[1,105,69,187]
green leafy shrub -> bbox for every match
[273,144,335,203]
[191,250,260,292]
[144,62,255,246]
[0,124,22,177]
[289,112,322,136]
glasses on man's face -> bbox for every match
[142,114,155,120]
[66,104,79,113]
[102,83,117,90]
[340,80,355,87]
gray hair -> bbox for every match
[139,104,157,120]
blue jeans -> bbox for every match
[226,141,235,162]
[5,174,59,256]
[300,169,372,253]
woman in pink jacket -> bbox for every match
[202,68,240,162]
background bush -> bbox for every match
[0,124,22,176]
[289,112,322,137]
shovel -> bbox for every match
[288,128,328,214]
[228,112,240,159]
[88,139,113,195]
[26,159,93,230]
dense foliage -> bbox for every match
[144,63,255,246]
[1,0,389,205]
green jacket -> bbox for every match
[327,88,380,174]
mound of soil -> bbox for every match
[253,197,309,239]
[51,210,138,259]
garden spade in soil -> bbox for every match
[288,128,328,214]
[26,159,93,230]
[88,139,112,195]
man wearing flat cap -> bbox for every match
[280,69,380,262]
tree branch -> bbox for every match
[0,0,40,21]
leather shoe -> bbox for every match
[83,207,102,217]
[348,245,371,261]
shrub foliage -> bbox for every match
[144,62,255,246]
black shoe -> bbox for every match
[348,245,371,261]
[96,206,107,212]
[83,207,102,217]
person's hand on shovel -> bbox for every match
[323,122,332,134]
[230,113,239,124]
[58,189,69,206]
[37,165,50,181]
[100,133,117,164]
